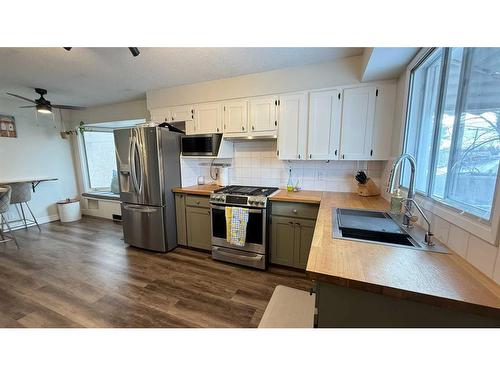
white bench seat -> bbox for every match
[258,285,315,328]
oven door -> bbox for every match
[210,204,266,254]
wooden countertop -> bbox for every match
[172,184,221,195]
[270,190,322,204]
[306,192,500,319]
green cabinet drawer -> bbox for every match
[185,194,210,208]
[271,201,319,220]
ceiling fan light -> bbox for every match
[36,103,52,114]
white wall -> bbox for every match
[147,56,363,109]
[66,99,147,219]
[0,97,78,228]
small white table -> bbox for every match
[0,178,58,193]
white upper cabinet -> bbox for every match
[150,107,171,123]
[193,102,222,134]
[307,89,342,160]
[277,93,308,160]
[223,100,249,135]
[371,83,396,160]
[340,86,377,160]
[169,105,193,122]
[249,96,278,134]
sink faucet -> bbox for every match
[387,153,416,227]
[387,153,434,246]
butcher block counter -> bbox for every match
[172,184,220,196]
[301,192,500,323]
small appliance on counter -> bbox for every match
[354,170,380,197]
[216,166,229,186]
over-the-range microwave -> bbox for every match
[181,134,223,157]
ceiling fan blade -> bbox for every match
[19,105,36,108]
[6,92,36,103]
[51,104,87,110]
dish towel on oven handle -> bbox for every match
[225,206,249,247]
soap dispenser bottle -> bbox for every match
[390,188,404,214]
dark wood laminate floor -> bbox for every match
[0,217,312,328]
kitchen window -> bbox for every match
[80,119,144,193]
[403,48,500,222]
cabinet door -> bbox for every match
[194,102,222,134]
[175,194,187,246]
[293,218,315,269]
[150,107,170,123]
[307,90,342,160]
[249,96,278,133]
[340,86,377,160]
[277,93,308,160]
[270,215,296,267]
[223,100,248,134]
[170,105,194,122]
[371,84,396,160]
[186,206,212,250]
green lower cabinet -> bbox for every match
[270,216,296,267]
[270,215,316,270]
[293,218,316,269]
[186,206,212,250]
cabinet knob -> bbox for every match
[216,128,219,132]
[334,149,338,156]
[292,209,297,214]
[288,221,294,225]
[309,154,312,159]
[298,154,301,159]
[171,117,174,121]
[196,201,200,205]
[242,126,245,131]
[274,120,277,126]
[252,125,255,130]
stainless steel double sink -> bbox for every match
[332,208,448,254]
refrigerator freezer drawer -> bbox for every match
[121,203,166,252]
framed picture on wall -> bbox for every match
[0,114,17,138]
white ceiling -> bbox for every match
[0,47,363,107]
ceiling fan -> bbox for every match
[6,88,86,114]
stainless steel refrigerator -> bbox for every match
[114,125,181,252]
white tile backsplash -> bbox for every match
[466,235,498,277]
[180,140,500,285]
[180,139,385,192]
[447,224,470,259]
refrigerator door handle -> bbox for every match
[135,135,144,194]
[130,136,140,194]
[122,203,158,213]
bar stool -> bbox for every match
[8,182,41,231]
[0,185,20,249]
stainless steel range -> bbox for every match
[210,185,279,269]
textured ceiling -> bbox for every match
[0,47,363,108]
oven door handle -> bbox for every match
[214,248,264,262]
[210,204,263,214]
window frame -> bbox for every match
[80,127,118,192]
[401,48,500,246]
[77,119,145,195]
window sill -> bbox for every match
[82,192,121,202]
